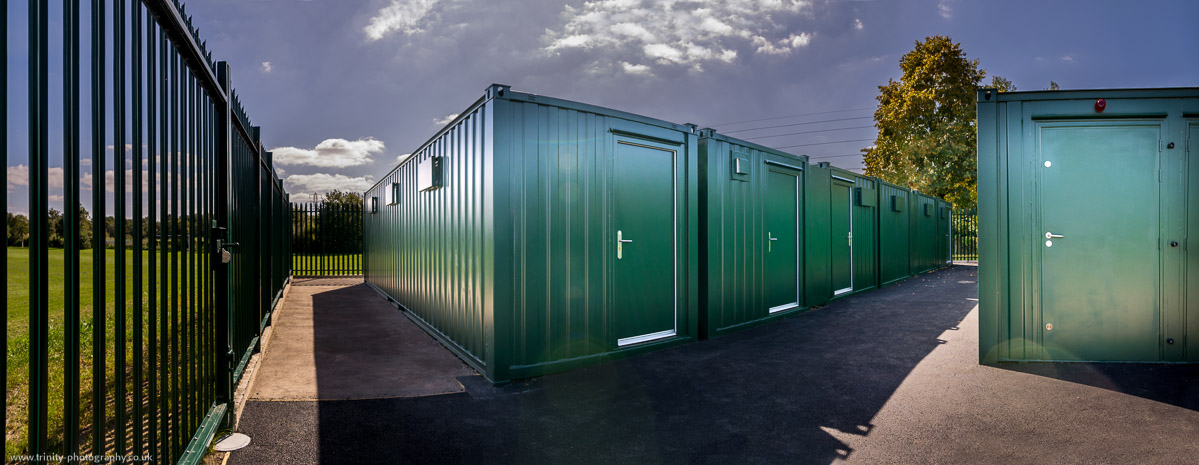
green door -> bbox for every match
[1039,123,1161,361]
[765,168,801,312]
[613,140,677,346]
[830,180,853,295]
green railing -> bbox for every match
[953,208,978,262]
[10,1,291,463]
[291,202,363,276]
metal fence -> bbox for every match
[291,202,363,276]
[953,208,978,262]
[10,1,290,463]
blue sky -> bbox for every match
[7,0,1198,215]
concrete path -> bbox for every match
[229,267,1199,464]
[247,281,473,401]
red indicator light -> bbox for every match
[1095,99,1106,112]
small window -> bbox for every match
[370,196,378,214]
[389,182,401,205]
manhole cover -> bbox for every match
[214,433,252,452]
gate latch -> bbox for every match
[212,226,238,266]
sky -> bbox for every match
[6,0,1199,215]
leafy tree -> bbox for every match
[77,205,93,249]
[989,75,1017,92]
[1047,81,1060,90]
[47,208,64,248]
[864,35,1011,210]
[7,213,30,247]
[319,190,363,255]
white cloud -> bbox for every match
[270,137,385,168]
[854,18,863,30]
[620,61,652,76]
[753,33,811,55]
[434,113,459,126]
[1061,55,1075,63]
[285,173,375,197]
[364,0,443,41]
[938,1,953,19]
[543,0,812,72]
[8,165,89,190]
[262,61,273,73]
[397,153,412,163]
[7,165,28,190]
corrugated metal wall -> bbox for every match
[910,192,939,274]
[365,86,701,382]
[490,94,699,379]
[877,181,912,286]
[977,87,1199,364]
[849,173,878,294]
[699,134,808,336]
[364,98,493,371]
[804,163,833,306]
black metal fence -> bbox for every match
[953,208,978,262]
[9,1,290,463]
[291,202,363,276]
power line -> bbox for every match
[806,153,866,160]
[774,138,876,149]
[711,107,874,127]
[745,125,875,141]
[723,116,874,135]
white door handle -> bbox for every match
[1045,232,1065,239]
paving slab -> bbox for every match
[230,267,1199,464]
[248,283,474,401]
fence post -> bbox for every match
[28,0,51,456]
[214,61,234,429]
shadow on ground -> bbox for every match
[994,362,1199,412]
[234,266,975,464]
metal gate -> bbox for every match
[8,1,291,463]
[952,208,978,261]
[291,202,363,276]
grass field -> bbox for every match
[6,246,208,458]
[291,253,362,276]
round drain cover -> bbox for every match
[214,433,252,452]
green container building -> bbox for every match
[804,162,880,305]
[977,87,1199,364]
[909,192,944,275]
[698,130,809,337]
[876,180,913,287]
[365,84,958,382]
[364,84,700,383]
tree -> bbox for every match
[989,75,1017,92]
[48,208,67,248]
[7,213,30,247]
[864,35,1010,210]
[320,190,364,255]
[1047,81,1060,90]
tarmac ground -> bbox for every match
[228,266,1199,464]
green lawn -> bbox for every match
[6,246,208,457]
[291,253,362,276]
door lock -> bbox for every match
[617,230,633,259]
[1045,232,1065,239]
[1170,241,1179,248]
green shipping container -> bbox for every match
[909,192,941,275]
[876,180,912,287]
[364,84,700,383]
[806,163,880,305]
[698,130,809,337]
[977,87,1199,364]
